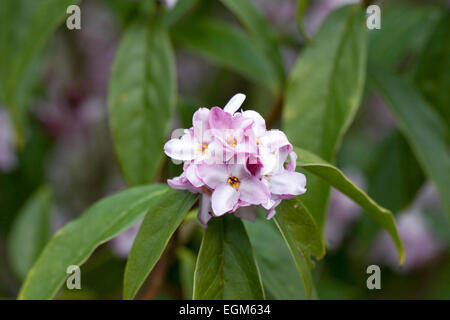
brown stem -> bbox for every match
[265,95,284,129]
[138,231,178,300]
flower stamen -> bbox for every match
[226,136,237,148]
[227,176,240,189]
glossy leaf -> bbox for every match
[171,18,279,93]
[370,67,450,218]
[274,196,325,297]
[244,216,307,300]
[283,5,367,231]
[18,184,168,299]
[8,187,52,281]
[193,215,264,300]
[295,147,404,264]
[108,20,175,185]
[219,0,285,88]
[123,190,198,300]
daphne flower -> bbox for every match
[163,93,307,227]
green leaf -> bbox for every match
[0,0,79,145]
[367,131,425,213]
[108,20,175,186]
[18,184,168,300]
[273,197,325,299]
[414,12,450,126]
[7,186,52,281]
[294,146,405,265]
[283,4,367,231]
[177,247,196,300]
[219,0,285,88]
[163,0,199,26]
[368,2,439,70]
[123,190,198,300]
[297,0,309,23]
[243,216,307,300]
[193,214,264,300]
[370,67,450,219]
[171,18,279,93]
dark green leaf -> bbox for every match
[18,184,168,299]
[368,2,439,70]
[244,216,307,300]
[177,247,196,300]
[283,5,367,231]
[193,215,264,300]
[123,190,198,300]
[8,186,52,281]
[370,67,450,219]
[414,12,450,125]
[171,18,279,93]
[108,20,175,185]
[219,0,285,88]
[368,131,425,213]
[295,146,405,264]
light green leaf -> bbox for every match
[0,0,79,145]
[18,184,168,300]
[171,18,279,93]
[177,247,196,300]
[123,190,198,300]
[244,216,307,300]
[8,187,52,281]
[108,20,175,186]
[370,67,450,219]
[193,215,264,300]
[219,0,285,88]
[283,4,367,232]
[294,146,404,265]
[414,12,450,126]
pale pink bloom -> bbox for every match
[164,93,307,227]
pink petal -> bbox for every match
[285,151,297,171]
[197,164,229,188]
[164,133,197,161]
[238,176,270,205]
[185,163,204,187]
[241,110,266,137]
[269,171,307,196]
[259,129,291,153]
[198,194,212,228]
[211,183,240,216]
[193,108,210,142]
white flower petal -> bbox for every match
[211,183,239,216]
[223,93,246,114]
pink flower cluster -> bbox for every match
[164,94,306,227]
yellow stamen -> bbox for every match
[227,176,240,189]
[197,143,208,154]
[202,186,212,195]
[226,136,237,147]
